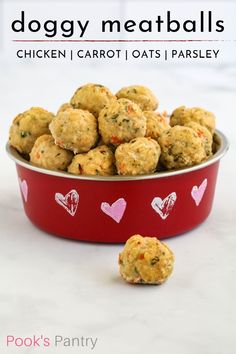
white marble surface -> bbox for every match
[0,40,236,354]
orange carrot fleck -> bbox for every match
[111,136,123,144]
[127,105,134,114]
[197,130,204,138]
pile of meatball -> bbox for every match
[9,83,216,176]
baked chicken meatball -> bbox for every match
[184,121,213,157]
[119,235,174,284]
[30,134,73,171]
[115,137,161,175]
[116,85,158,111]
[9,107,54,154]
[70,83,116,118]
[57,102,73,114]
[158,126,206,170]
[49,108,98,154]
[68,145,116,176]
[144,111,170,140]
[170,106,216,134]
[98,98,146,146]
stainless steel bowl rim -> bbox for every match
[6,130,229,182]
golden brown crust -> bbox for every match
[158,125,206,169]
[170,106,216,134]
[9,107,54,154]
[30,134,73,171]
[116,85,158,111]
[49,108,98,154]
[57,103,73,115]
[184,121,213,157]
[70,83,116,117]
[68,145,116,176]
[115,137,161,175]
[98,98,146,146]
[144,111,170,140]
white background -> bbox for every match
[0,1,236,354]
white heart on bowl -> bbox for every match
[151,192,177,220]
[55,189,79,216]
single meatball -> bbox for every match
[68,145,116,176]
[98,98,146,146]
[9,107,54,154]
[184,122,213,157]
[49,108,98,154]
[158,126,206,170]
[115,137,161,176]
[116,85,158,111]
[57,102,73,114]
[30,135,73,171]
[70,83,116,118]
[119,235,174,284]
[170,106,216,134]
[144,111,170,140]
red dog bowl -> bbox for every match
[7,130,228,243]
